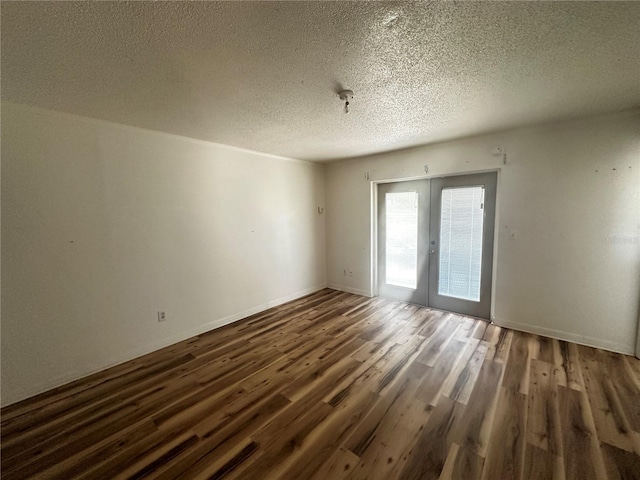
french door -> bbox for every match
[377,172,497,319]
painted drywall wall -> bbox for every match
[1,102,326,406]
[326,111,640,355]
[637,312,640,359]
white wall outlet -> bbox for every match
[348,270,353,277]
[157,311,167,322]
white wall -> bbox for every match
[2,103,638,407]
[1,102,326,406]
[637,312,640,359]
[326,111,640,355]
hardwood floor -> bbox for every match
[2,288,639,479]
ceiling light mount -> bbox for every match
[339,90,354,114]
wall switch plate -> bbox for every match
[158,311,167,322]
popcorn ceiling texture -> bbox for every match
[2,1,639,161]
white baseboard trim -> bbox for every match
[327,284,373,297]
[494,318,635,356]
[2,284,327,407]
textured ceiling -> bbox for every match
[2,1,639,161]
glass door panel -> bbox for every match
[377,180,429,305]
[438,186,485,301]
[385,192,419,289]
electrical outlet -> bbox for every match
[158,311,167,322]
[348,270,353,277]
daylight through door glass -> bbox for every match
[385,191,418,289]
[438,186,484,301]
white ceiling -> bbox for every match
[2,2,639,161]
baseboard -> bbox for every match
[327,283,373,297]
[1,284,327,408]
[494,318,635,356]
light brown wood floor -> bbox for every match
[2,289,639,480]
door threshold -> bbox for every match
[375,295,490,322]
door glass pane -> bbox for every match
[438,186,484,301]
[386,192,418,289]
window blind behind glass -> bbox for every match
[438,186,484,302]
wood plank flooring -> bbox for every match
[2,288,639,479]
